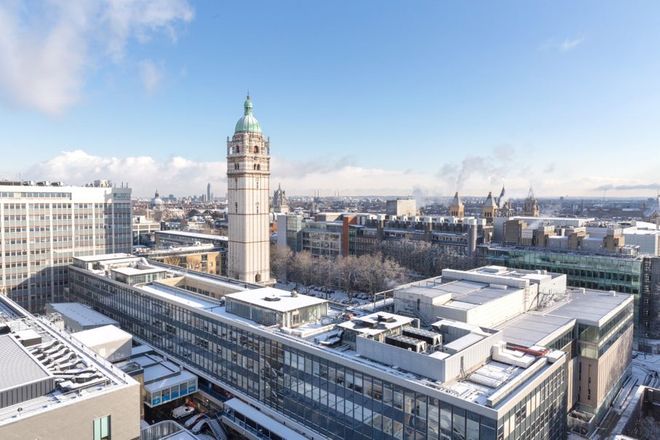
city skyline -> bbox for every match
[1,1,659,198]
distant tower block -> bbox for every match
[449,192,464,217]
[227,95,272,284]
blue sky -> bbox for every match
[0,1,659,197]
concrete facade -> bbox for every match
[0,180,131,312]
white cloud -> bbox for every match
[540,36,584,53]
[0,0,193,115]
[139,59,163,94]
[559,37,584,52]
[103,0,194,60]
[23,149,660,199]
[25,150,225,198]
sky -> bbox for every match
[0,1,659,198]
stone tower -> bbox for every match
[227,95,271,284]
[449,192,464,217]
[523,187,540,217]
[482,191,498,223]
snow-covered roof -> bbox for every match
[226,287,328,313]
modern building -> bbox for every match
[386,198,417,217]
[135,241,225,276]
[393,266,634,434]
[154,230,228,249]
[132,215,161,245]
[70,254,573,440]
[478,244,660,345]
[0,179,131,312]
[227,95,271,284]
[0,294,140,440]
[46,301,119,332]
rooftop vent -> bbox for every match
[263,295,281,302]
[376,314,397,324]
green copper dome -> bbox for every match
[234,95,262,133]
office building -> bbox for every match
[70,254,575,440]
[0,180,131,312]
[207,183,212,203]
[386,198,417,217]
[0,294,140,440]
[227,95,271,284]
[394,266,633,433]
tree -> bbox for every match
[271,246,293,282]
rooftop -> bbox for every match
[155,230,228,241]
[47,302,119,328]
[0,296,136,425]
[0,335,51,392]
[546,289,632,327]
[497,313,575,347]
[226,287,328,313]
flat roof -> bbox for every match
[74,253,133,262]
[0,335,51,391]
[72,324,131,348]
[112,266,167,276]
[140,284,224,312]
[548,289,633,326]
[49,303,118,327]
[498,313,575,347]
[226,287,328,313]
[144,370,196,394]
[338,312,414,335]
[224,398,307,440]
[156,230,228,241]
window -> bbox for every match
[93,415,111,440]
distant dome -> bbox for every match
[234,95,262,133]
[151,190,164,208]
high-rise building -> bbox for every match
[0,180,131,312]
[226,95,271,284]
[207,182,211,202]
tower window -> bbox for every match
[257,164,261,170]
[254,146,259,154]
[235,202,238,213]
[236,146,240,154]
[234,163,239,170]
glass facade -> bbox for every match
[70,268,566,440]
